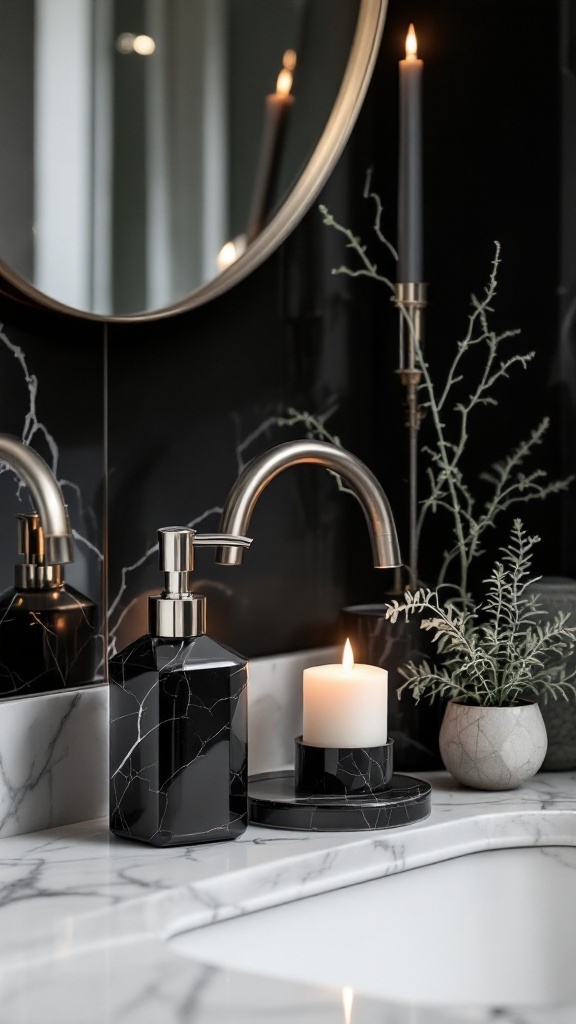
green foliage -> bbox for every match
[386,520,576,707]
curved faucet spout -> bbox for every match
[215,440,402,569]
[0,435,73,564]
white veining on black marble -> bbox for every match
[0,584,99,696]
[110,634,247,846]
[0,325,106,835]
[106,408,286,656]
[0,328,103,675]
[0,324,104,582]
[107,401,341,657]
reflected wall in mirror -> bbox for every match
[0,0,386,321]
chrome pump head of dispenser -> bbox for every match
[148,527,253,639]
[15,512,63,590]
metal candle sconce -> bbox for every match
[395,281,428,590]
[395,23,427,590]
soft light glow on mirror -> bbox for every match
[405,23,418,59]
[116,32,135,54]
[342,638,354,672]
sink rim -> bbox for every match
[168,844,576,1010]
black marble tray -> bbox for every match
[248,770,432,831]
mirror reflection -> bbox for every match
[0,0,360,318]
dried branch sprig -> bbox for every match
[386,520,576,707]
[319,203,396,291]
[319,195,574,604]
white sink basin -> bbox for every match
[170,846,576,1008]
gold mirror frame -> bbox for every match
[0,0,387,323]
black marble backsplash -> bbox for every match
[0,0,574,672]
[0,306,106,674]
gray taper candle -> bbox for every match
[397,24,423,283]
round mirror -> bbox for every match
[0,0,386,322]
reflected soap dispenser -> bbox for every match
[109,526,250,847]
[0,512,99,697]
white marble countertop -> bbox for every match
[0,770,574,1023]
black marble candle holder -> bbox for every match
[295,736,394,796]
[248,733,430,832]
[248,771,432,831]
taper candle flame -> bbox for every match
[216,234,247,271]
[405,23,418,59]
[342,987,354,1024]
[246,52,296,243]
[342,638,354,672]
[276,67,293,96]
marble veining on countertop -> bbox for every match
[0,770,574,1023]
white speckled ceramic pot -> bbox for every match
[439,699,548,791]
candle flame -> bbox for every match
[217,234,246,271]
[342,987,354,1024]
[342,638,354,672]
[133,34,156,56]
[405,23,418,59]
[276,66,293,96]
[283,49,297,71]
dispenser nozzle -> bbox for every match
[149,527,253,639]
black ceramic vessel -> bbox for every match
[295,736,393,795]
[109,632,247,846]
[0,585,99,696]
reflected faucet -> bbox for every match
[0,435,73,564]
[215,440,402,568]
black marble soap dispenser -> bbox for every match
[0,512,99,697]
[109,526,249,847]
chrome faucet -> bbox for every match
[215,440,402,568]
[0,435,73,564]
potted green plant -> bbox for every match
[386,519,576,789]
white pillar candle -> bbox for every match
[302,640,388,748]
